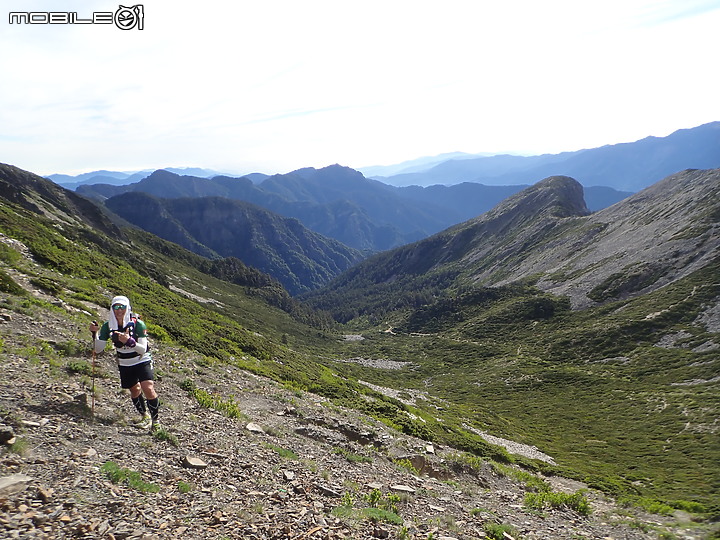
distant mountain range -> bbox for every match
[44,121,718,258]
[73,166,631,255]
[48,167,237,191]
[367,121,720,191]
[358,151,492,177]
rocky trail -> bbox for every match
[0,297,705,539]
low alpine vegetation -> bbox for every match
[179,379,247,420]
[332,446,373,463]
[524,489,591,516]
[100,461,159,493]
[331,488,404,526]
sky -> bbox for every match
[1,0,719,177]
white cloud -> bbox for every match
[1,0,718,175]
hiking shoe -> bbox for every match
[149,419,161,434]
[133,412,152,429]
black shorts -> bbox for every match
[118,361,154,389]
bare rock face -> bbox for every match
[533,169,720,307]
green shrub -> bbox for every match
[483,522,519,540]
[394,458,420,476]
[178,481,193,493]
[30,276,63,295]
[152,426,179,446]
[0,243,22,265]
[56,340,88,357]
[191,388,245,419]
[146,323,171,343]
[364,488,401,515]
[9,437,30,457]
[66,359,106,378]
[524,490,591,516]
[333,447,372,464]
[0,269,26,295]
[100,461,159,493]
[264,443,298,460]
[360,507,403,525]
[179,378,196,392]
[669,499,706,514]
[619,496,676,516]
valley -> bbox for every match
[0,160,719,538]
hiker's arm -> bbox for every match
[90,322,109,354]
[92,336,107,354]
[130,336,148,355]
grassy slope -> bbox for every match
[1,194,718,513]
[325,262,720,508]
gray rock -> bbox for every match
[0,474,34,496]
[182,456,208,469]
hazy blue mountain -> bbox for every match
[48,166,234,190]
[79,168,446,252]
[377,122,720,191]
[359,151,488,177]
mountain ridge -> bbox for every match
[76,166,631,254]
[105,191,364,295]
[375,121,720,190]
[305,169,719,316]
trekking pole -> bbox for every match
[91,321,98,420]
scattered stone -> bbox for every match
[0,424,15,445]
[36,486,53,503]
[390,484,416,494]
[80,447,97,458]
[182,456,208,469]
[246,422,265,434]
[314,484,342,498]
[0,475,33,497]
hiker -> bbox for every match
[89,295,160,431]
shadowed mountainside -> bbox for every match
[104,191,364,295]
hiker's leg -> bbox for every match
[128,382,142,398]
[140,379,157,400]
[128,383,147,415]
[141,379,159,421]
